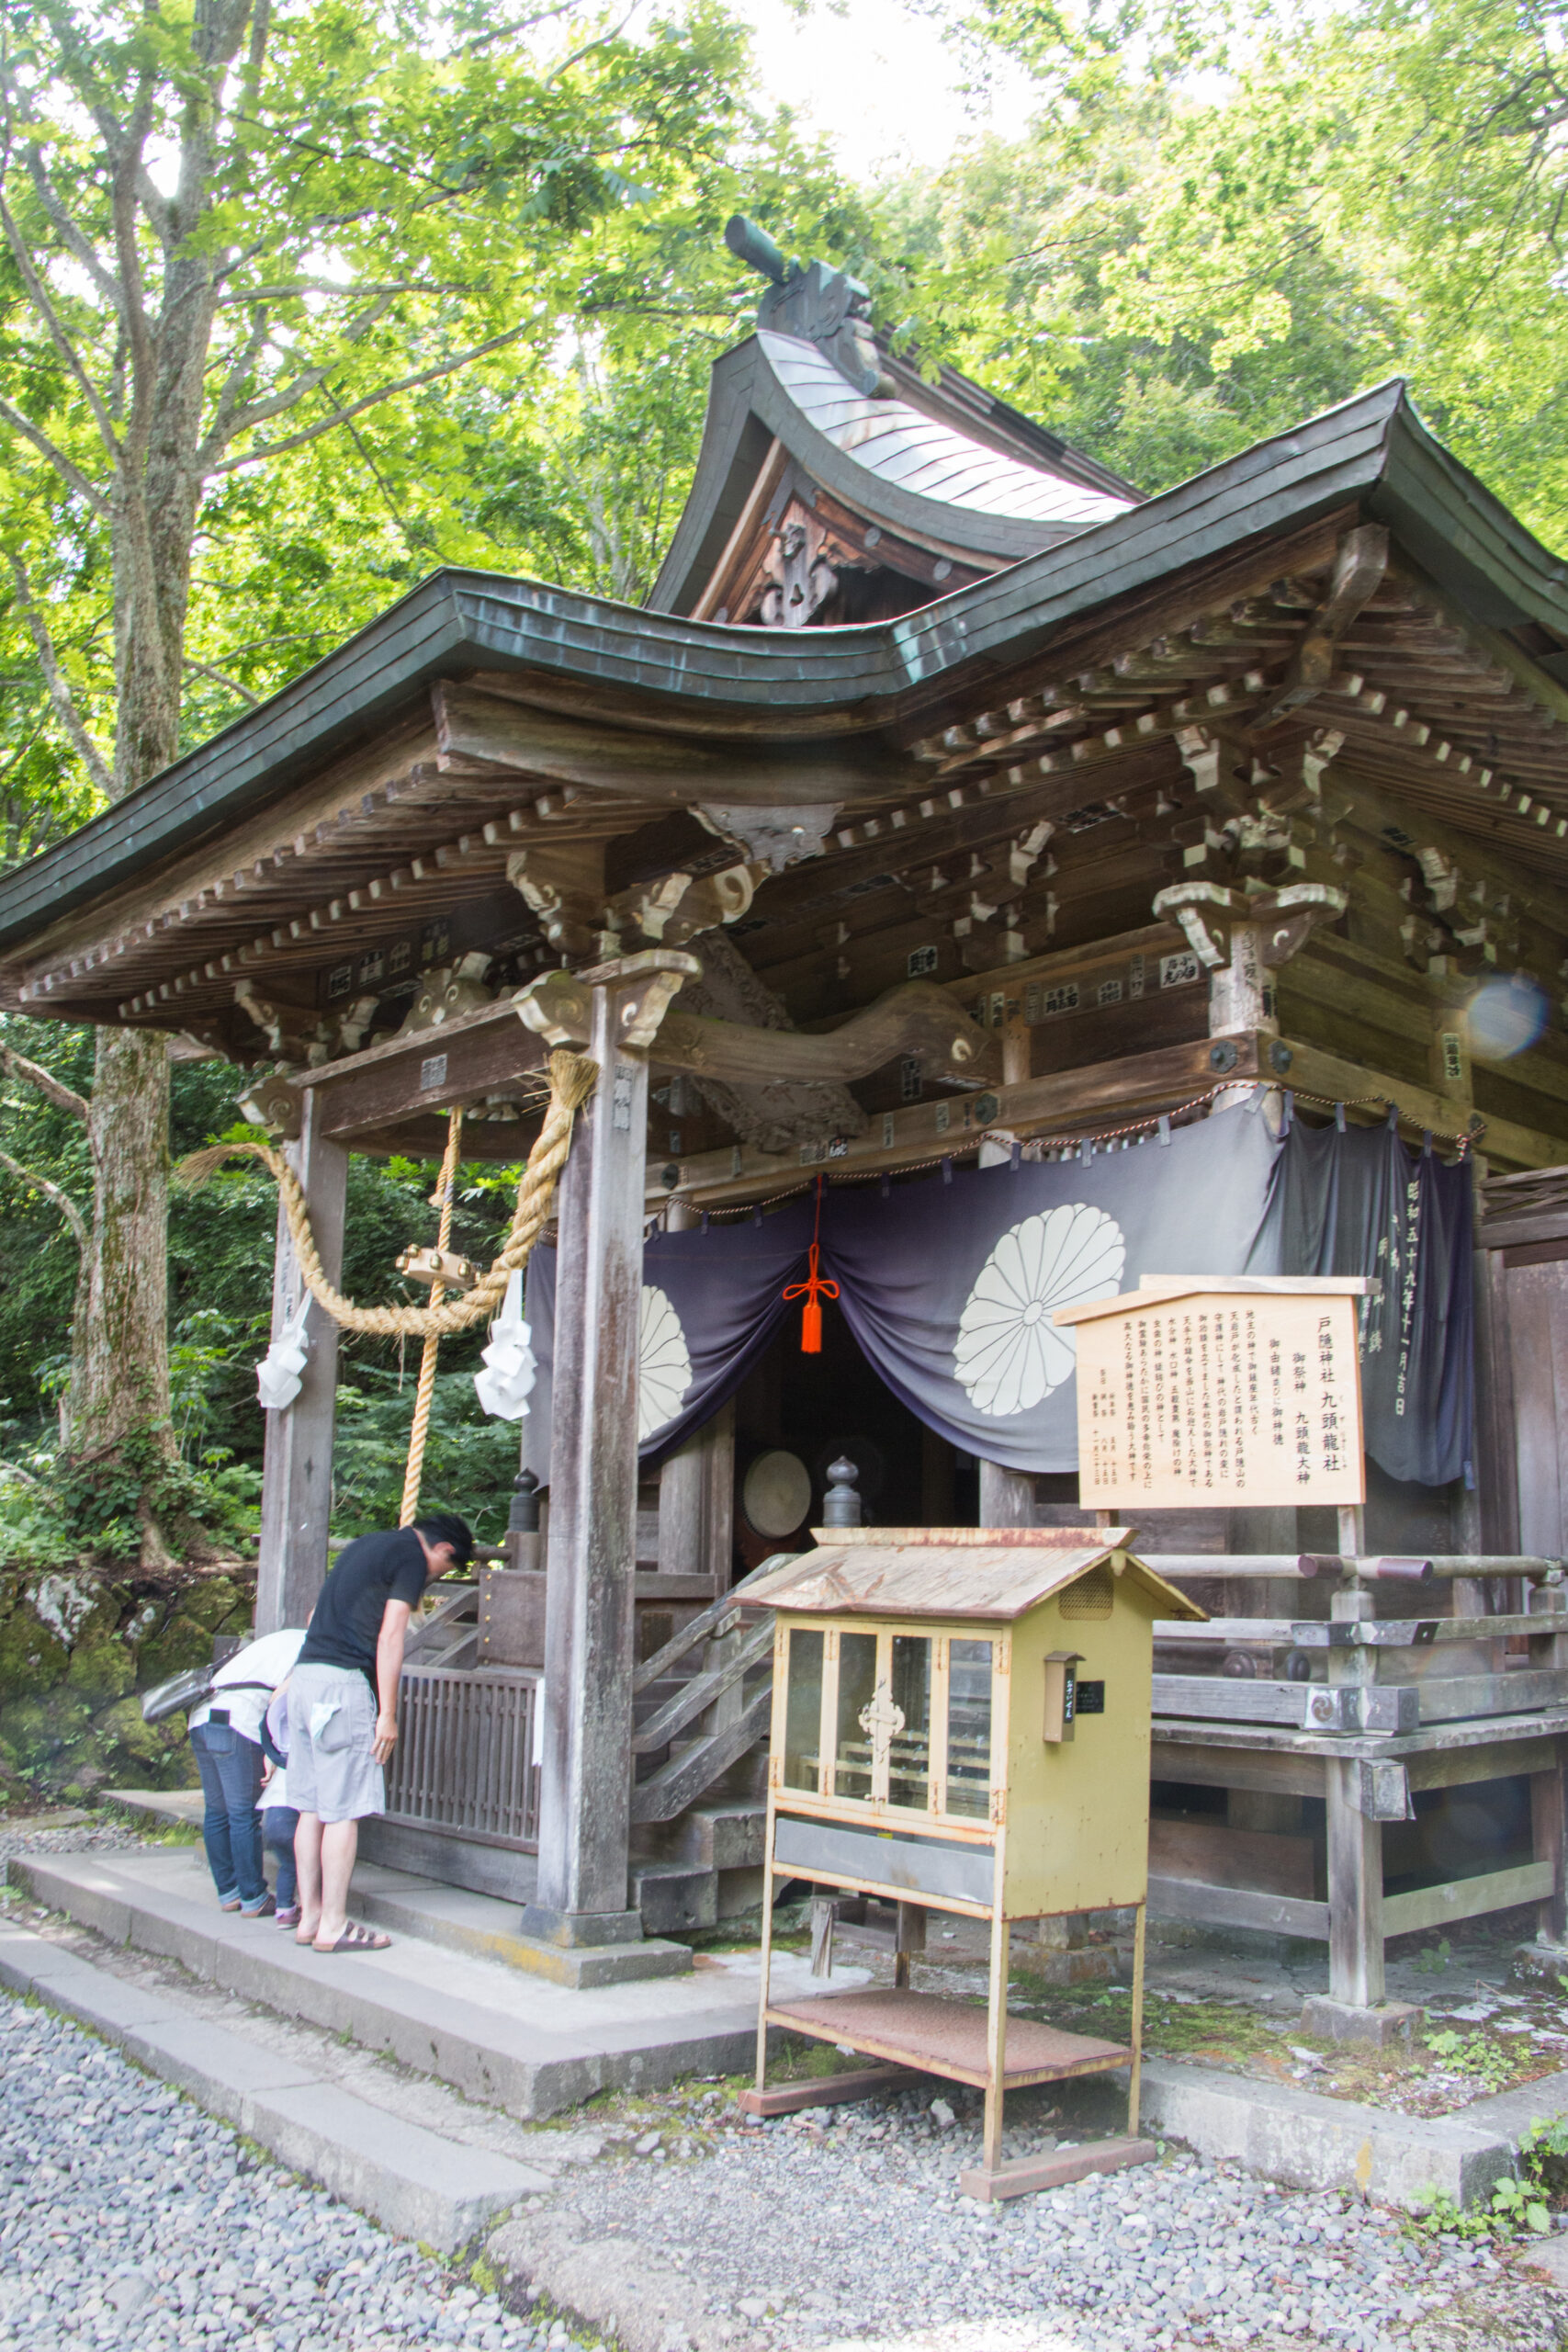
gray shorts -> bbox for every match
[287,1663,384,1824]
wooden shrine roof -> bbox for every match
[4,379,1568,1056]
[648,328,1140,616]
[745,1530,1207,1621]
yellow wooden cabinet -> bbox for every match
[745,1527,1204,2200]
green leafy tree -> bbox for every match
[893,0,1568,541]
[0,0,762,1557]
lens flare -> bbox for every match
[1463,973,1549,1061]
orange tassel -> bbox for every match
[783,1177,838,1355]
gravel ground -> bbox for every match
[0,1810,159,1869]
[544,2082,1563,2351]
[0,2000,605,2352]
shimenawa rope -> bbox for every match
[176,1049,597,1345]
[399,1104,466,1527]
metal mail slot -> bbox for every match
[773,1814,996,1905]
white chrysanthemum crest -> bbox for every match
[638,1283,693,1442]
[954,1204,1125,1417]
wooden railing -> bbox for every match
[382,1664,540,1851]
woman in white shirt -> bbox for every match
[187,1626,305,1915]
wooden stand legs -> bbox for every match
[982,1915,1010,2177]
[755,1847,775,2093]
[1127,1901,1146,2136]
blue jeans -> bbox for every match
[262,1805,299,1909]
[190,1722,266,1907]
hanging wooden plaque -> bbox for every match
[1055,1277,1373,1510]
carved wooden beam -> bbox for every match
[432,681,900,812]
[1250,526,1388,733]
[518,969,1000,1088]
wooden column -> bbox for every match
[524,951,697,1947]
[255,1088,346,1634]
[1530,1589,1568,1944]
[1325,1582,1384,2007]
[658,1399,735,1591]
[979,1460,1034,1528]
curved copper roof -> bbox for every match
[761,333,1134,531]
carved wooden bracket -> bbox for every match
[506,841,607,958]
[516,950,703,1054]
[1153,880,1348,1037]
[516,968,1000,1088]
[1251,526,1389,734]
[604,860,759,946]
[697,802,842,873]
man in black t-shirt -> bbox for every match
[288,1514,473,1953]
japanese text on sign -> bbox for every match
[1066,1287,1365,1509]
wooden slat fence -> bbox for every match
[382,1665,540,1850]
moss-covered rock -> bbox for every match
[0,1610,68,1697]
[0,1557,254,1800]
[136,1613,216,1683]
[181,1576,243,1633]
[0,1688,92,1772]
[90,1695,190,1780]
[65,1636,136,1703]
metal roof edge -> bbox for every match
[648,338,773,614]
[742,338,1082,564]
[1372,390,1568,635]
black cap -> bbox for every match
[414,1512,475,1569]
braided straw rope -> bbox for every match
[176,1049,598,1341]
[399,1104,466,1527]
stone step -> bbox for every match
[0,1921,547,2251]
[628,1861,716,1936]
[10,1846,856,2119]
[664,1800,765,1873]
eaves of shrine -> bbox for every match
[4,376,1568,1048]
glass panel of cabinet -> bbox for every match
[781,1621,996,1821]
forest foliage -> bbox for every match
[0,0,1563,1560]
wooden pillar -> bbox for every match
[524,951,696,1947]
[255,1089,346,1634]
[1532,1759,1568,1946]
[1325,1580,1384,2007]
[1326,1761,1385,2007]
[658,1399,735,1592]
[1531,1589,1568,1944]
[979,1461,1034,1528]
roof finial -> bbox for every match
[724,214,792,288]
[722,215,892,401]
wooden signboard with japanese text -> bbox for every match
[1054,1277,1371,1511]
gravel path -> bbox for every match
[0,1811,158,1869]
[548,2084,1554,2351]
[0,2001,603,2352]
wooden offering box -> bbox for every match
[745,1529,1204,2199]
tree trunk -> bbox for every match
[71,1025,175,1557]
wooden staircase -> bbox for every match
[628,1559,783,1933]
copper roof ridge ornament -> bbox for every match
[724,213,896,401]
